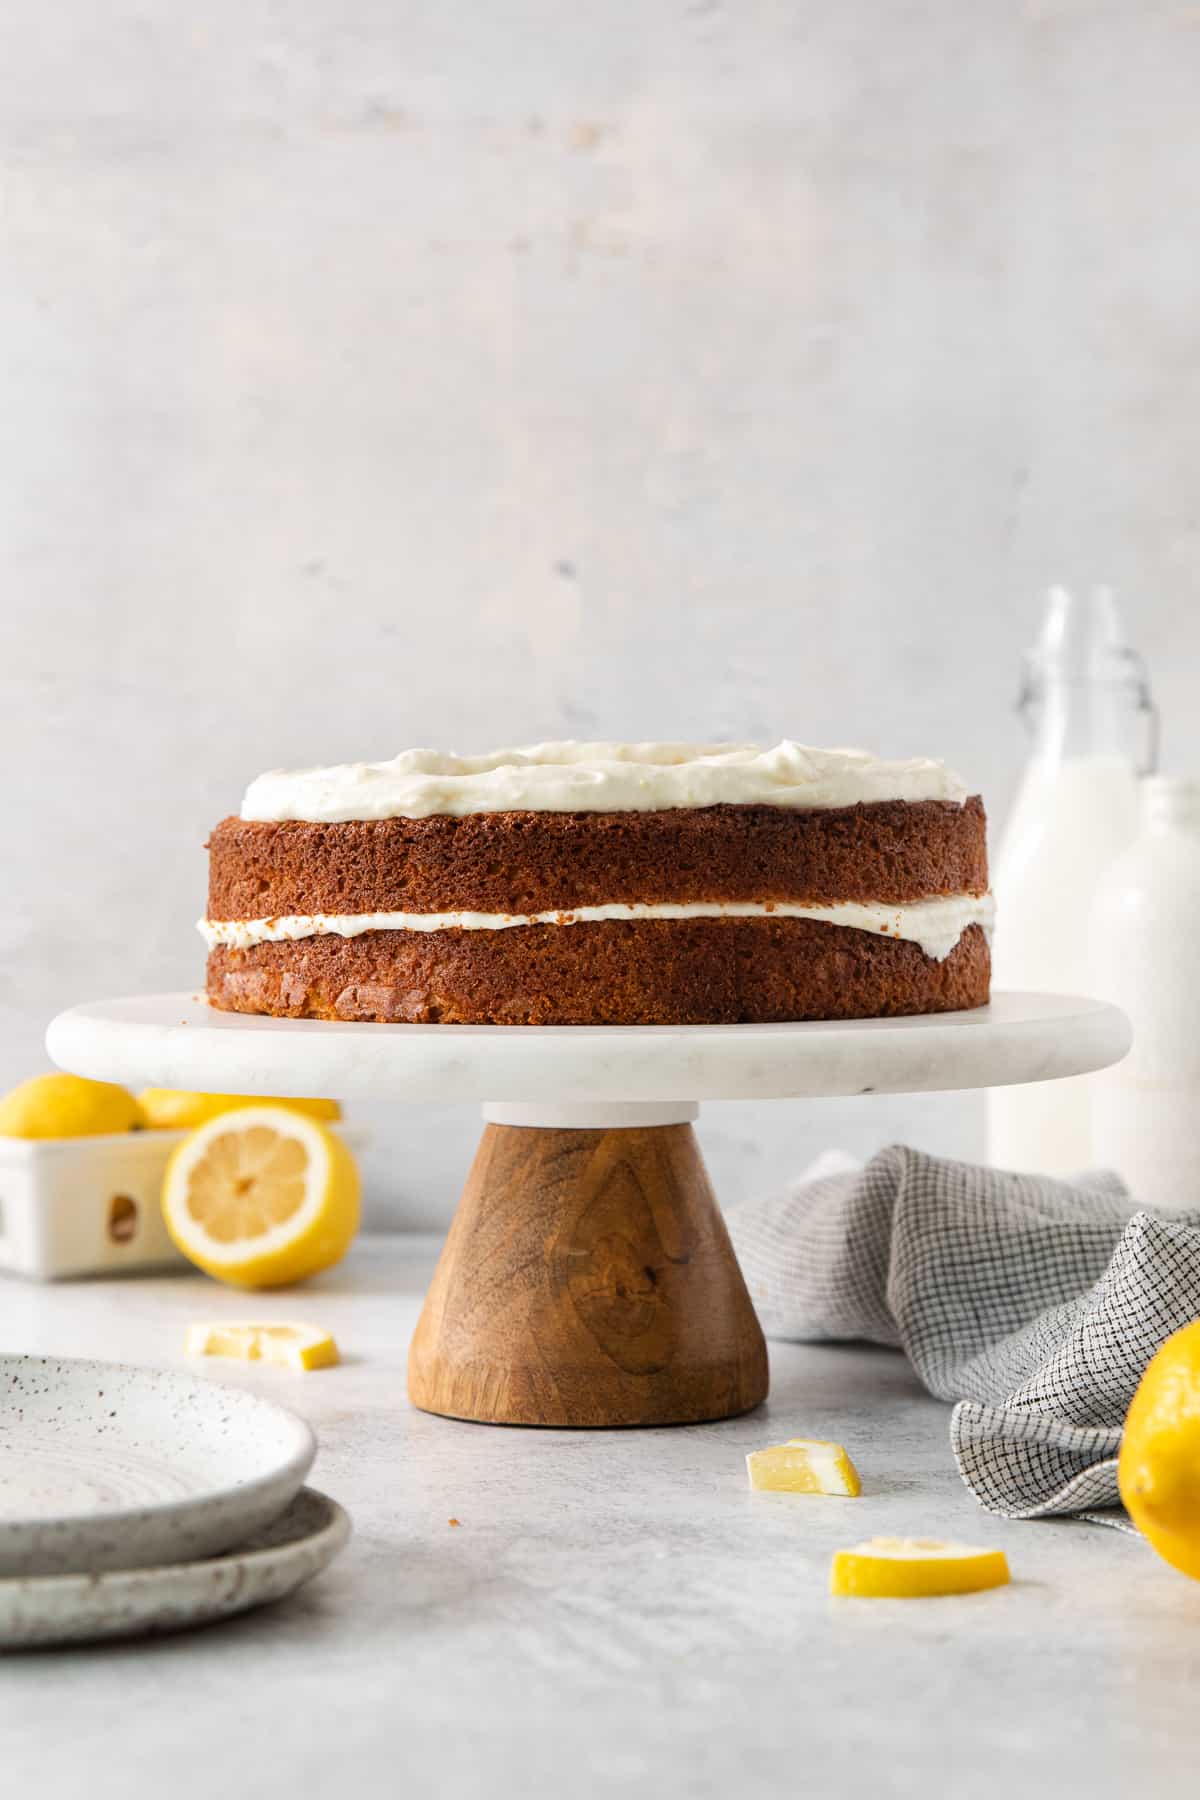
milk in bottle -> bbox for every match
[986,589,1154,1173]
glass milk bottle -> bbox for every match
[986,588,1155,1174]
[1090,778,1200,1212]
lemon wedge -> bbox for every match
[0,1073,144,1139]
[830,1537,1010,1598]
[141,1089,340,1130]
[184,1321,340,1370]
[747,1439,862,1495]
[162,1104,360,1288]
[1119,1318,1200,1582]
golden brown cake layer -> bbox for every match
[208,798,987,920]
[207,919,991,1027]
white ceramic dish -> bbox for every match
[0,1486,349,1649]
[0,1124,367,1283]
[0,1355,316,1576]
[0,1130,189,1280]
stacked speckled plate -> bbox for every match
[0,1355,350,1648]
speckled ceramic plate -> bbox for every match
[0,1487,349,1648]
[0,1355,316,1577]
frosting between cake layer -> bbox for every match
[239,742,970,822]
[199,892,994,964]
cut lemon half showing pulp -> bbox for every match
[830,1537,1010,1598]
[162,1104,360,1289]
[747,1439,862,1495]
[184,1321,340,1370]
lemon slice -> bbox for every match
[184,1321,340,1370]
[162,1104,360,1289]
[746,1439,862,1495]
[830,1537,1010,1598]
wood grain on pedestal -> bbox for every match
[407,1123,769,1427]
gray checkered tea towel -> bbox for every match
[727,1146,1200,1525]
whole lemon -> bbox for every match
[1118,1317,1200,1582]
[0,1073,145,1139]
[138,1089,341,1130]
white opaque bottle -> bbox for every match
[1089,777,1200,1212]
[986,588,1155,1174]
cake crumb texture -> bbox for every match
[207,918,991,1027]
[208,798,987,920]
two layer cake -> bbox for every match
[202,742,992,1026]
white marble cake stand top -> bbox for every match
[46,990,1130,1129]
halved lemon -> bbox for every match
[162,1104,360,1289]
[184,1321,340,1370]
[746,1438,862,1495]
[830,1537,1010,1598]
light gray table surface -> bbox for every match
[3,1235,1197,1798]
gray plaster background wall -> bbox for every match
[4,1,1200,1225]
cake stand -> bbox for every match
[46,991,1129,1430]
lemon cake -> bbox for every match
[201,742,993,1025]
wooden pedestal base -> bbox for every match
[407,1121,769,1427]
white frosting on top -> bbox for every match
[200,892,994,963]
[240,742,970,822]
